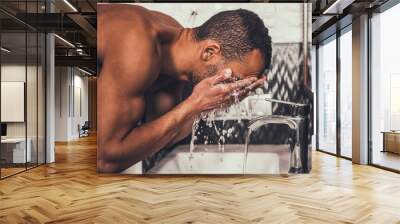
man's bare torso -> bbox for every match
[98,4,187,128]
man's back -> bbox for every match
[97,4,189,172]
[98,4,184,95]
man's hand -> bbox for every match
[187,69,266,113]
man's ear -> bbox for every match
[200,40,221,62]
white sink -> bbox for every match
[147,144,290,174]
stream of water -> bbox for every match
[188,68,255,171]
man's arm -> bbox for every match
[97,23,259,173]
[98,93,198,173]
[165,75,267,148]
[98,69,258,173]
[99,69,257,173]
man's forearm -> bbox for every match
[165,114,197,148]
[100,98,199,172]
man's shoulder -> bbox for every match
[99,5,154,34]
[98,7,158,57]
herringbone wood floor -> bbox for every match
[1,135,400,224]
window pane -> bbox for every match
[318,37,337,154]
[371,3,400,171]
[340,29,352,158]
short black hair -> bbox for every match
[194,9,272,71]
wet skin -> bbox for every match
[97,4,267,172]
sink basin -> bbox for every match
[147,144,290,174]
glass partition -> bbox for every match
[26,0,46,169]
[1,30,28,177]
[27,30,38,169]
[38,32,45,165]
[0,1,46,179]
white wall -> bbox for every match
[55,67,89,141]
[1,65,26,133]
[1,65,37,137]
[55,67,69,141]
[133,3,306,44]
[71,73,89,138]
[1,63,46,163]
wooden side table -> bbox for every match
[381,131,400,154]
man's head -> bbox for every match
[191,9,272,84]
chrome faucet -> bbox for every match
[244,99,310,173]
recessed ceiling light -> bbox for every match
[63,0,78,12]
[322,0,355,15]
[77,67,94,76]
[1,47,11,53]
[54,34,75,48]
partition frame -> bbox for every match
[0,0,47,180]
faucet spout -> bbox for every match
[244,115,307,174]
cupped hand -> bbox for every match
[188,69,265,113]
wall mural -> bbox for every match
[97,3,312,175]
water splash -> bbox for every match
[189,116,200,161]
[188,68,256,170]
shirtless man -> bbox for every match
[97,4,272,173]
